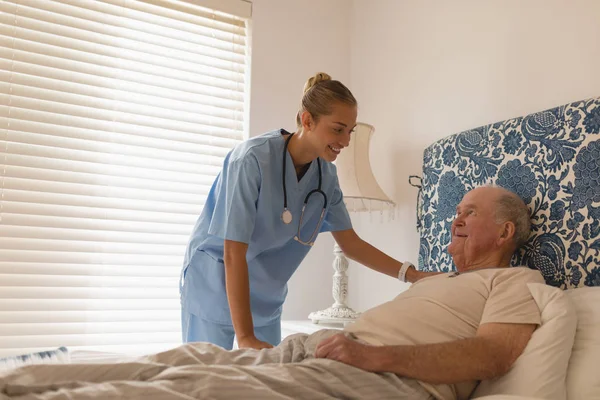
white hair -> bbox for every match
[488,185,531,249]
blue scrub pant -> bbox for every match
[181,309,281,350]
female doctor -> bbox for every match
[180,73,412,350]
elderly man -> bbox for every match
[0,186,544,400]
[316,185,544,399]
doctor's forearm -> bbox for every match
[223,240,255,339]
[348,245,438,282]
[344,240,402,278]
[224,260,255,339]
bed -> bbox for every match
[1,97,599,399]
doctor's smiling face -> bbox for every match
[301,102,357,163]
[295,73,358,164]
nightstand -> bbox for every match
[281,320,344,340]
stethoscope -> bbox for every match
[281,132,327,246]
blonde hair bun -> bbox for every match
[303,72,332,94]
[295,72,356,128]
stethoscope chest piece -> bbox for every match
[281,209,293,224]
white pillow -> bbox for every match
[473,283,576,400]
[565,286,600,400]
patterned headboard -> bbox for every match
[418,97,600,288]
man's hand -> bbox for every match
[315,333,379,372]
[237,335,273,350]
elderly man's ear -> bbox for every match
[498,222,516,247]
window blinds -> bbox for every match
[0,0,250,357]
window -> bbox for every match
[0,0,251,357]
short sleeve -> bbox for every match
[207,154,261,244]
[480,268,545,326]
[320,173,352,233]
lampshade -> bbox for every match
[335,122,395,212]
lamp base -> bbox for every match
[308,305,361,325]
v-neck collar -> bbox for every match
[280,129,317,189]
[448,266,504,278]
[284,145,316,187]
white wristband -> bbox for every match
[398,261,414,283]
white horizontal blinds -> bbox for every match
[0,0,249,357]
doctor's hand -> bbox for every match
[237,335,274,350]
[315,333,379,372]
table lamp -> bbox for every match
[309,122,395,324]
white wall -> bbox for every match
[347,0,600,311]
[248,0,600,319]
[248,0,352,319]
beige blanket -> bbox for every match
[0,330,431,400]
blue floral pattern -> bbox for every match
[418,97,600,288]
[496,160,538,204]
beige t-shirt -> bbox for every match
[344,266,545,400]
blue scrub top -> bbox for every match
[180,129,352,326]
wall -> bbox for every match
[248,0,352,319]
[248,0,600,318]
[347,0,600,312]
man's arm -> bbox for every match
[315,322,535,383]
[332,229,442,282]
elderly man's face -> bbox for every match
[447,187,505,271]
